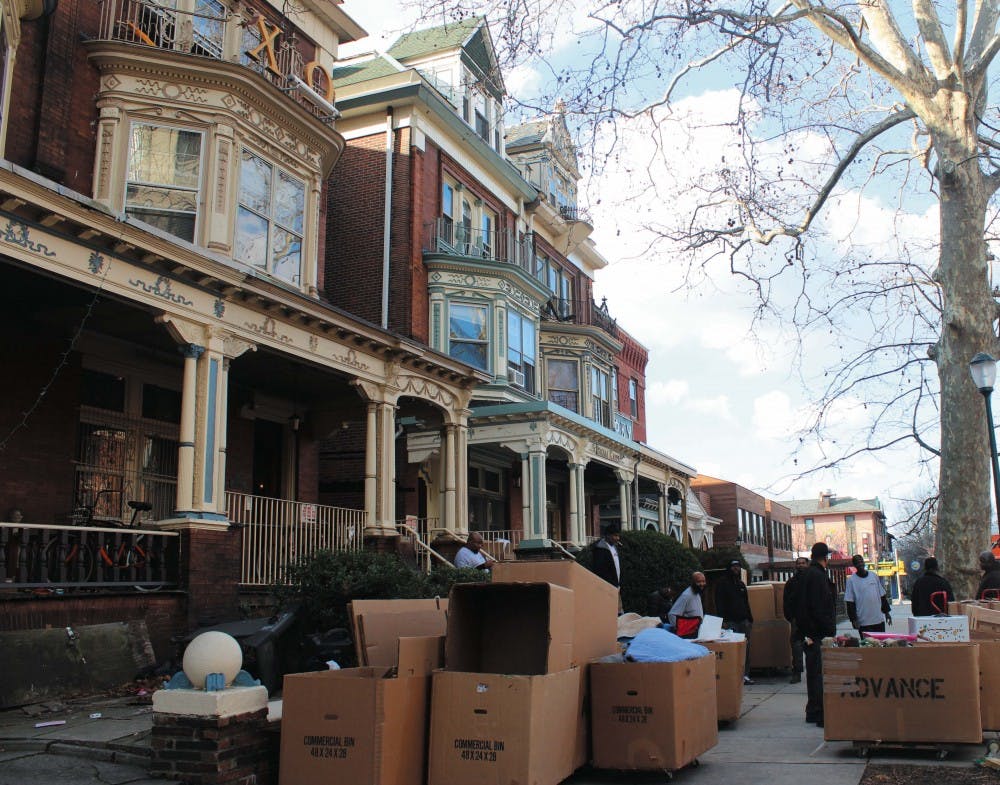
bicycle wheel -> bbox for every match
[43,538,95,583]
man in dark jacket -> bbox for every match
[591,522,622,589]
[796,542,837,727]
[910,557,954,615]
[977,551,1000,600]
[783,557,809,683]
[715,559,754,684]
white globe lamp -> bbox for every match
[182,631,243,689]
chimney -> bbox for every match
[819,490,835,509]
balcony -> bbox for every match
[94,0,337,123]
[425,218,535,275]
[540,295,619,339]
[558,205,591,223]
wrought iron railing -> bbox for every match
[228,492,364,586]
[558,205,591,223]
[425,219,534,274]
[540,295,618,338]
[95,0,334,122]
[0,521,179,590]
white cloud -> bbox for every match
[646,379,689,405]
[685,394,733,421]
[753,391,797,440]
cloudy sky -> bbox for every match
[337,0,946,518]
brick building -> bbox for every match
[783,491,890,560]
[0,0,483,640]
[692,476,794,579]
[327,19,700,548]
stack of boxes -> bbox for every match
[747,583,792,671]
[279,561,721,784]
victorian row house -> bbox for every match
[0,1,711,644]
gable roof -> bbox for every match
[506,119,547,149]
[783,496,884,517]
[387,17,483,61]
[329,55,401,88]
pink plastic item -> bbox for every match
[861,632,918,641]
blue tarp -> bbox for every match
[625,627,710,662]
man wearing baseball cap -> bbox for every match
[794,542,837,727]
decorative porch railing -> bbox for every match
[228,492,364,586]
[476,529,522,561]
[0,521,179,590]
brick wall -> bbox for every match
[183,529,242,627]
[0,593,186,662]
[9,2,101,193]
[614,328,649,443]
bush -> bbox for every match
[275,549,488,636]
[577,530,701,614]
[695,545,748,576]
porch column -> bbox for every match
[364,402,378,532]
[527,444,547,539]
[191,345,228,515]
[616,470,631,530]
[568,462,590,545]
[681,485,689,545]
[658,482,668,534]
[520,453,530,541]
[175,344,203,515]
[575,461,588,543]
[376,401,397,531]
[454,418,469,535]
[443,424,457,532]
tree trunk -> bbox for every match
[934,142,996,599]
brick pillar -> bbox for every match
[178,527,242,628]
[151,687,273,785]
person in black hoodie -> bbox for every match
[796,542,837,727]
[910,557,954,615]
[715,559,754,684]
[977,551,1000,600]
[783,556,809,683]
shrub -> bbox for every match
[577,530,701,614]
[275,549,488,636]
[695,545,748,575]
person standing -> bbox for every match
[668,571,707,638]
[845,554,891,633]
[715,559,754,684]
[783,556,809,683]
[909,557,954,615]
[591,522,622,588]
[977,551,1000,600]
[796,542,836,727]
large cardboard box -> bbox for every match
[978,639,1000,730]
[427,668,581,785]
[491,560,618,664]
[279,636,443,785]
[702,639,747,722]
[490,560,614,770]
[749,619,792,670]
[747,585,777,622]
[969,604,1000,636]
[589,655,718,771]
[823,643,982,743]
[445,582,573,675]
[350,598,448,667]
[907,615,970,642]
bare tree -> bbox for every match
[417,0,1000,597]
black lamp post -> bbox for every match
[969,352,1000,523]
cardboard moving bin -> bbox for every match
[428,667,581,785]
[279,635,443,785]
[702,639,747,722]
[747,584,777,622]
[590,654,718,771]
[349,598,448,667]
[445,582,573,674]
[823,643,982,743]
[749,619,792,670]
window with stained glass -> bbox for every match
[547,359,579,412]
[235,149,305,286]
[449,303,489,370]
[126,124,203,242]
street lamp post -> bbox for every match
[969,352,1000,524]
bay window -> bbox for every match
[591,366,611,426]
[507,310,536,392]
[235,149,305,286]
[547,359,579,412]
[449,302,489,370]
[126,124,203,242]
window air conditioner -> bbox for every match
[510,368,526,387]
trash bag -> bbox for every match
[625,627,710,663]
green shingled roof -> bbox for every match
[783,496,884,516]
[388,17,483,61]
[330,56,401,88]
[506,120,547,149]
